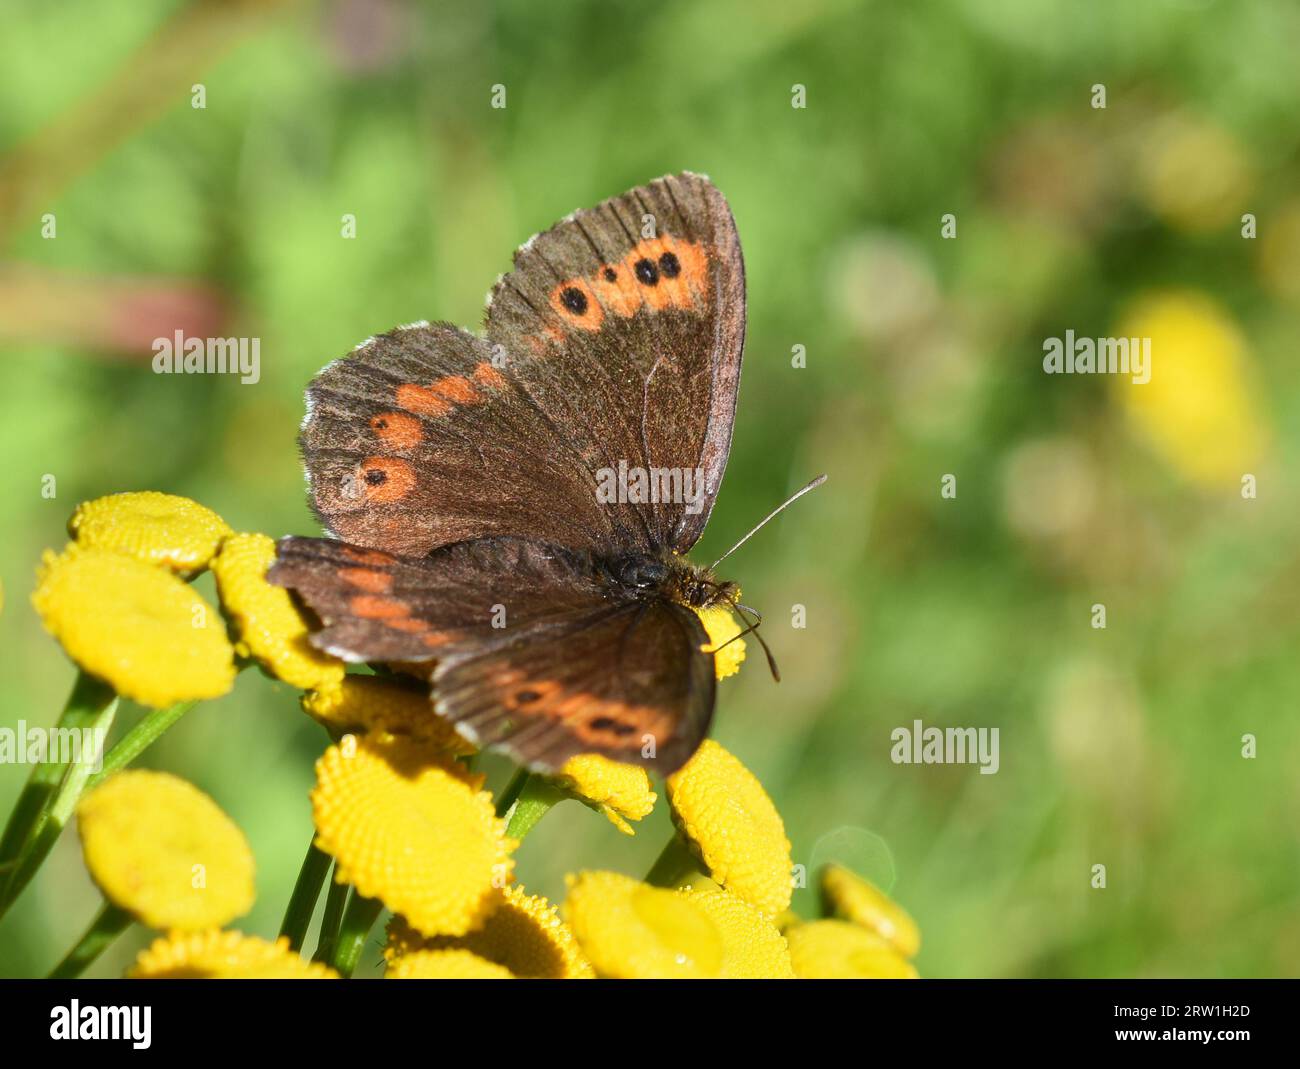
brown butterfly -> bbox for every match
[269,173,820,776]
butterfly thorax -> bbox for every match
[597,550,734,610]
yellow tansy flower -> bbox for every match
[32,544,235,707]
[311,734,514,937]
[386,948,514,979]
[821,863,920,958]
[211,532,345,690]
[556,753,656,835]
[387,884,594,979]
[563,870,724,979]
[684,887,795,978]
[1112,291,1267,487]
[129,930,337,978]
[77,771,255,931]
[694,601,747,680]
[68,492,231,575]
[665,740,793,917]
[302,674,473,755]
[786,920,919,979]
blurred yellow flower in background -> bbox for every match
[1112,291,1267,487]
[556,753,656,835]
[666,739,793,917]
[311,734,513,936]
[302,674,474,755]
[821,863,921,958]
[78,770,254,931]
[68,492,232,575]
[386,884,594,978]
[32,544,235,707]
[562,870,723,979]
[1257,199,1300,304]
[211,532,346,690]
[786,919,919,979]
[1135,113,1252,234]
[130,931,338,979]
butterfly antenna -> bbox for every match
[708,474,827,572]
[713,599,781,682]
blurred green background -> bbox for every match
[3,0,1299,978]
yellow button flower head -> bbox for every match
[312,734,514,936]
[302,674,473,755]
[666,739,793,917]
[821,863,920,958]
[386,948,513,979]
[387,884,594,979]
[211,532,345,690]
[563,870,723,978]
[786,920,919,979]
[1112,291,1267,488]
[684,887,795,978]
[129,931,338,978]
[694,600,746,680]
[32,544,236,707]
[69,492,232,575]
[556,753,656,835]
[77,771,254,931]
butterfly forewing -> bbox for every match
[485,172,744,551]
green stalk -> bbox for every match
[0,673,118,918]
[645,831,708,890]
[47,900,132,979]
[331,893,384,978]
[313,868,349,964]
[85,699,198,790]
[0,672,114,868]
[504,774,565,840]
[494,767,529,817]
[279,840,331,952]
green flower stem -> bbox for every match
[331,892,384,978]
[504,774,565,840]
[85,699,198,790]
[0,672,114,869]
[0,673,118,919]
[645,831,708,890]
[494,767,530,817]
[47,899,132,979]
[280,840,332,952]
[312,867,349,965]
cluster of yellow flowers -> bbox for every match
[14,491,921,979]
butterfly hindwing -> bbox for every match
[434,599,716,776]
[269,535,717,773]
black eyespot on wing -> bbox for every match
[634,258,659,286]
[515,689,541,705]
[603,267,618,282]
[658,251,681,278]
[590,716,636,737]
[560,286,588,314]
[364,469,387,485]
